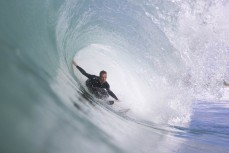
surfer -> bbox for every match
[73,60,119,101]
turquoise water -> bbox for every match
[1,0,229,153]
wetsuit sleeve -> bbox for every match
[108,90,118,100]
[106,84,118,100]
[76,66,93,79]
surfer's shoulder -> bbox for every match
[91,75,99,79]
[104,82,110,88]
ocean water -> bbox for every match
[0,0,229,153]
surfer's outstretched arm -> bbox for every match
[76,66,94,79]
[107,90,118,100]
[105,82,118,100]
[73,61,93,79]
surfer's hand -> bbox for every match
[72,60,77,66]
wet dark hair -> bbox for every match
[99,70,107,77]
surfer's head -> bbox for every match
[99,70,107,83]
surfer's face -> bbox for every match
[100,74,107,83]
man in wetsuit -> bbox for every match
[73,61,118,101]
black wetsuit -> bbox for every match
[76,66,118,100]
